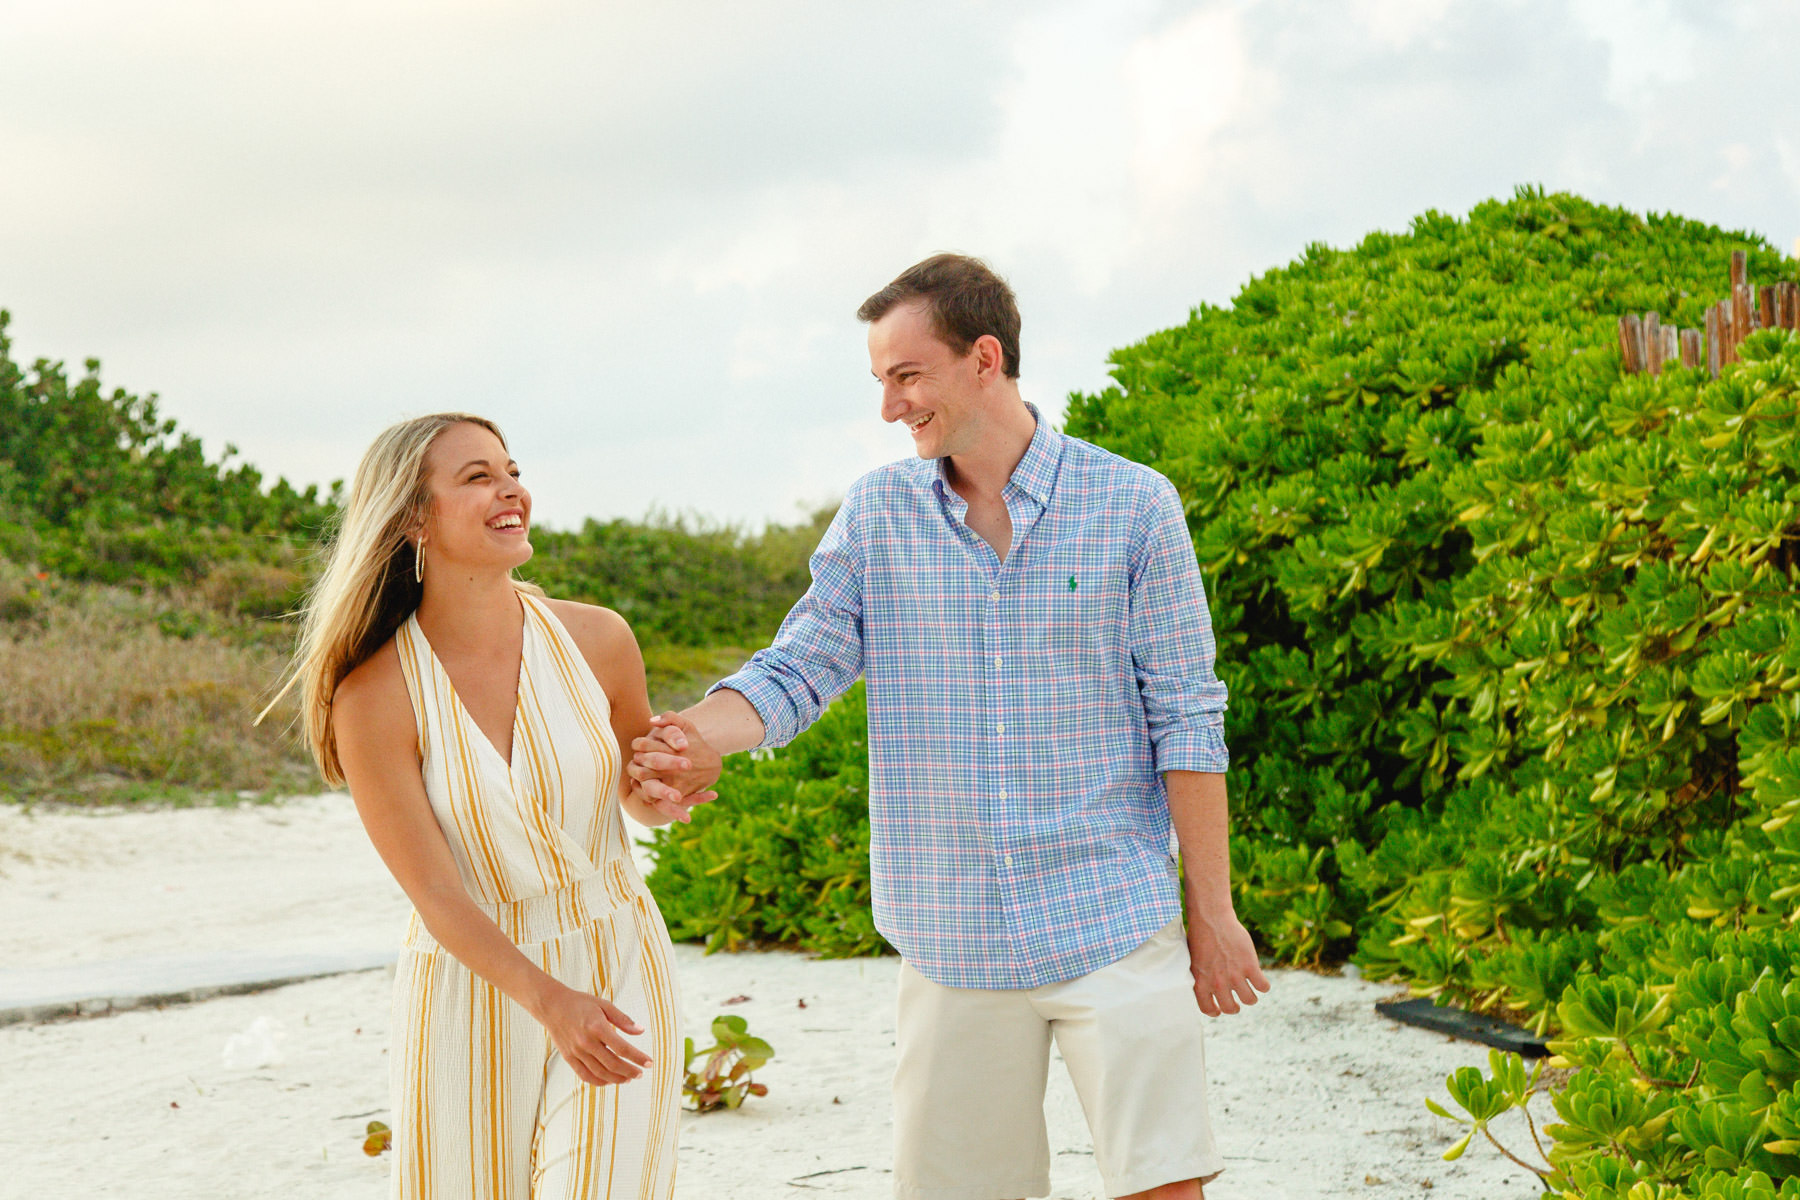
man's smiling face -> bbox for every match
[867,301,983,461]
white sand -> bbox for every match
[0,796,1547,1198]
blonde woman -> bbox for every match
[271,413,707,1198]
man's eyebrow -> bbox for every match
[879,360,925,379]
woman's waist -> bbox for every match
[406,859,647,950]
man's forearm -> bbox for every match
[1165,769,1235,917]
[682,688,767,757]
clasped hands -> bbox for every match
[625,713,724,824]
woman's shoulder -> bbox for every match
[333,634,408,718]
[539,596,635,654]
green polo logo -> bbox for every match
[1068,575,1078,592]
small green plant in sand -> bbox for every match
[682,1014,773,1113]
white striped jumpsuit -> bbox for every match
[388,593,680,1199]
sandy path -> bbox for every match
[0,796,1545,1198]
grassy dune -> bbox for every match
[0,573,765,806]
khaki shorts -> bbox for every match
[893,920,1223,1199]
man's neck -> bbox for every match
[944,395,1037,502]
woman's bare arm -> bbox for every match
[545,599,716,828]
[333,643,650,1085]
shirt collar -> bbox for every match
[910,402,1064,507]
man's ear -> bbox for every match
[971,334,1005,381]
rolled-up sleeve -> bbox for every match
[709,500,865,749]
[1128,476,1230,773]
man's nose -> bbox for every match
[879,383,905,423]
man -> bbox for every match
[632,254,1268,1200]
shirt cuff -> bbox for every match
[1152,718,1231,774]
[707,669,798,750]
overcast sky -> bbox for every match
[3,0,1797,528]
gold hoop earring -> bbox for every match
[414,538,425,584]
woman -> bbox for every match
[270,413,708,1198]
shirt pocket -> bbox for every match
[1025,574,1115,671]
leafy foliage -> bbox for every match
[645,682,887,957]
[1064,188,1795,975]
[529,508,833,649]
[642,189,1800,1193]
[682,1013,774,1112]
[0,310,331,594]
[1062,187,1800,1193]
[0,309,825,801]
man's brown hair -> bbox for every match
[857,253,1021,379]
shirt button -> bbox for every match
[998,789,1008,800]
[990,591,1000,603]
[1004,854,1015,867]
[996,723,1006,735]
[993,655,1002,669]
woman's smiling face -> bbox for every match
[419,420,534,576]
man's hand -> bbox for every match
[628,711,723,810]
[1186,909,1270,1017]
[624,778,718,825]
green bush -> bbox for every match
[0,309,827,802]
[645,681,887,957]
[1062,189,1794,977]
[637,188,1800,1193]
[1064,187,1800,1193]
[1,309,823,649]
[528,508,832,648]
[0,310,333,591]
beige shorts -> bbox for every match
[892,920,1223,1200]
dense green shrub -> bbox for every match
[1064,189,1793,972]
[1,309,823,647]
[645,681,887,957]
[640,188,1800,1193]
[1063,188,1800,1194]
[0,311,333,589]
[529,508,832,649]
[0,309,823,801]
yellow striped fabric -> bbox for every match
[388,594,680,1199]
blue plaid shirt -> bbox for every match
[713,408,1229,988]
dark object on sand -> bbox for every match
[1375,996,1549,1058]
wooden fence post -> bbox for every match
[1619,314,1642,373]
[1645,311,1664,374]
[1705,305,1721,376]
[1680,327,1701,369]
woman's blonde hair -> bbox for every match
[264,412,535,785]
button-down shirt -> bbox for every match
[712,408,1229,988]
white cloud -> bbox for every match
[1569,0,1698,106]
[1348,0,1457,49]
[1127,7,1254,225]
[4,0,1800,526]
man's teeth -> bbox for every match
[909,415,933,432]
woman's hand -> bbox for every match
[628,712,724,808]
[535,983,653,1086]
